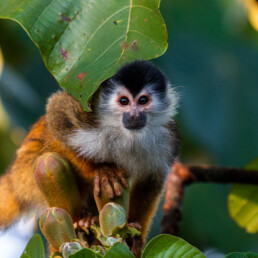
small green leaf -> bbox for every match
[0,0,167,111]
[20,234,45,258]
[142,234,205,258]
[228,159,258,233]
[225,252,258,258]
[69,248,103,258]
[104,243,134,258]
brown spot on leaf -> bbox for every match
[131,40,139,51]
[77,72,86,88]
[65,75,70,81]
[144,18,148,22]
[121,41,129,50]
[60,13,72,22]
[83,32,86,36]
[60,48,70,61]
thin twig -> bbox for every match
[161,162,258,235]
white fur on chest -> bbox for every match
[68,125,173,179]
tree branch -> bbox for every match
[161,162,258,235]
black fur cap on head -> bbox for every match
[101,60,168,97]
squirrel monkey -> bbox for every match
[0,61,180,255]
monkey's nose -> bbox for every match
[122,112,147,130]
[130,103,140,118]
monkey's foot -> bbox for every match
[128,222,142,231]
[73,208,98,230]
[126,222,142,257]
[94,165,129,199]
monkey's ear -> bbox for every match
[46,91,90,143]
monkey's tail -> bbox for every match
[0,174,21,229]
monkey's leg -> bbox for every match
[128,175,165,257]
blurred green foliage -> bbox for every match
[0,0,258,255]
[229,159,258,234]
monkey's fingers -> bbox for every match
[73,222,78,229]
[78,217,88,227]
[94,173,101,197]
[102,174,115,199]
[84,215,92,228]
[110,175,122,197]
[116,170,129,189]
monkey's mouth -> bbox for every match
[124,123,145,130]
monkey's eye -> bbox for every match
[119,97,130,105]
[138,96,149,105]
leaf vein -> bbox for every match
[31,0,55,33]
[132,5,154,13]
[77,35,125,77]
[114,0,133,66]
[67,5,130,72]
[128,29,159,45]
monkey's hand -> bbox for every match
[94,165,129,199]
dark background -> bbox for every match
[0,0,258,255]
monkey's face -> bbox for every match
[97,61,178,133]
[98,82,177,133]
[115,87,150,130]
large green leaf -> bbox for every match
[0,0,167,111]
[104,243,134,258]
[228,159,258,233]
[20,234,45,258]
[141,234,205,258]
[225,252,258,258]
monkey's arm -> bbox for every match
[46,91,129,198]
